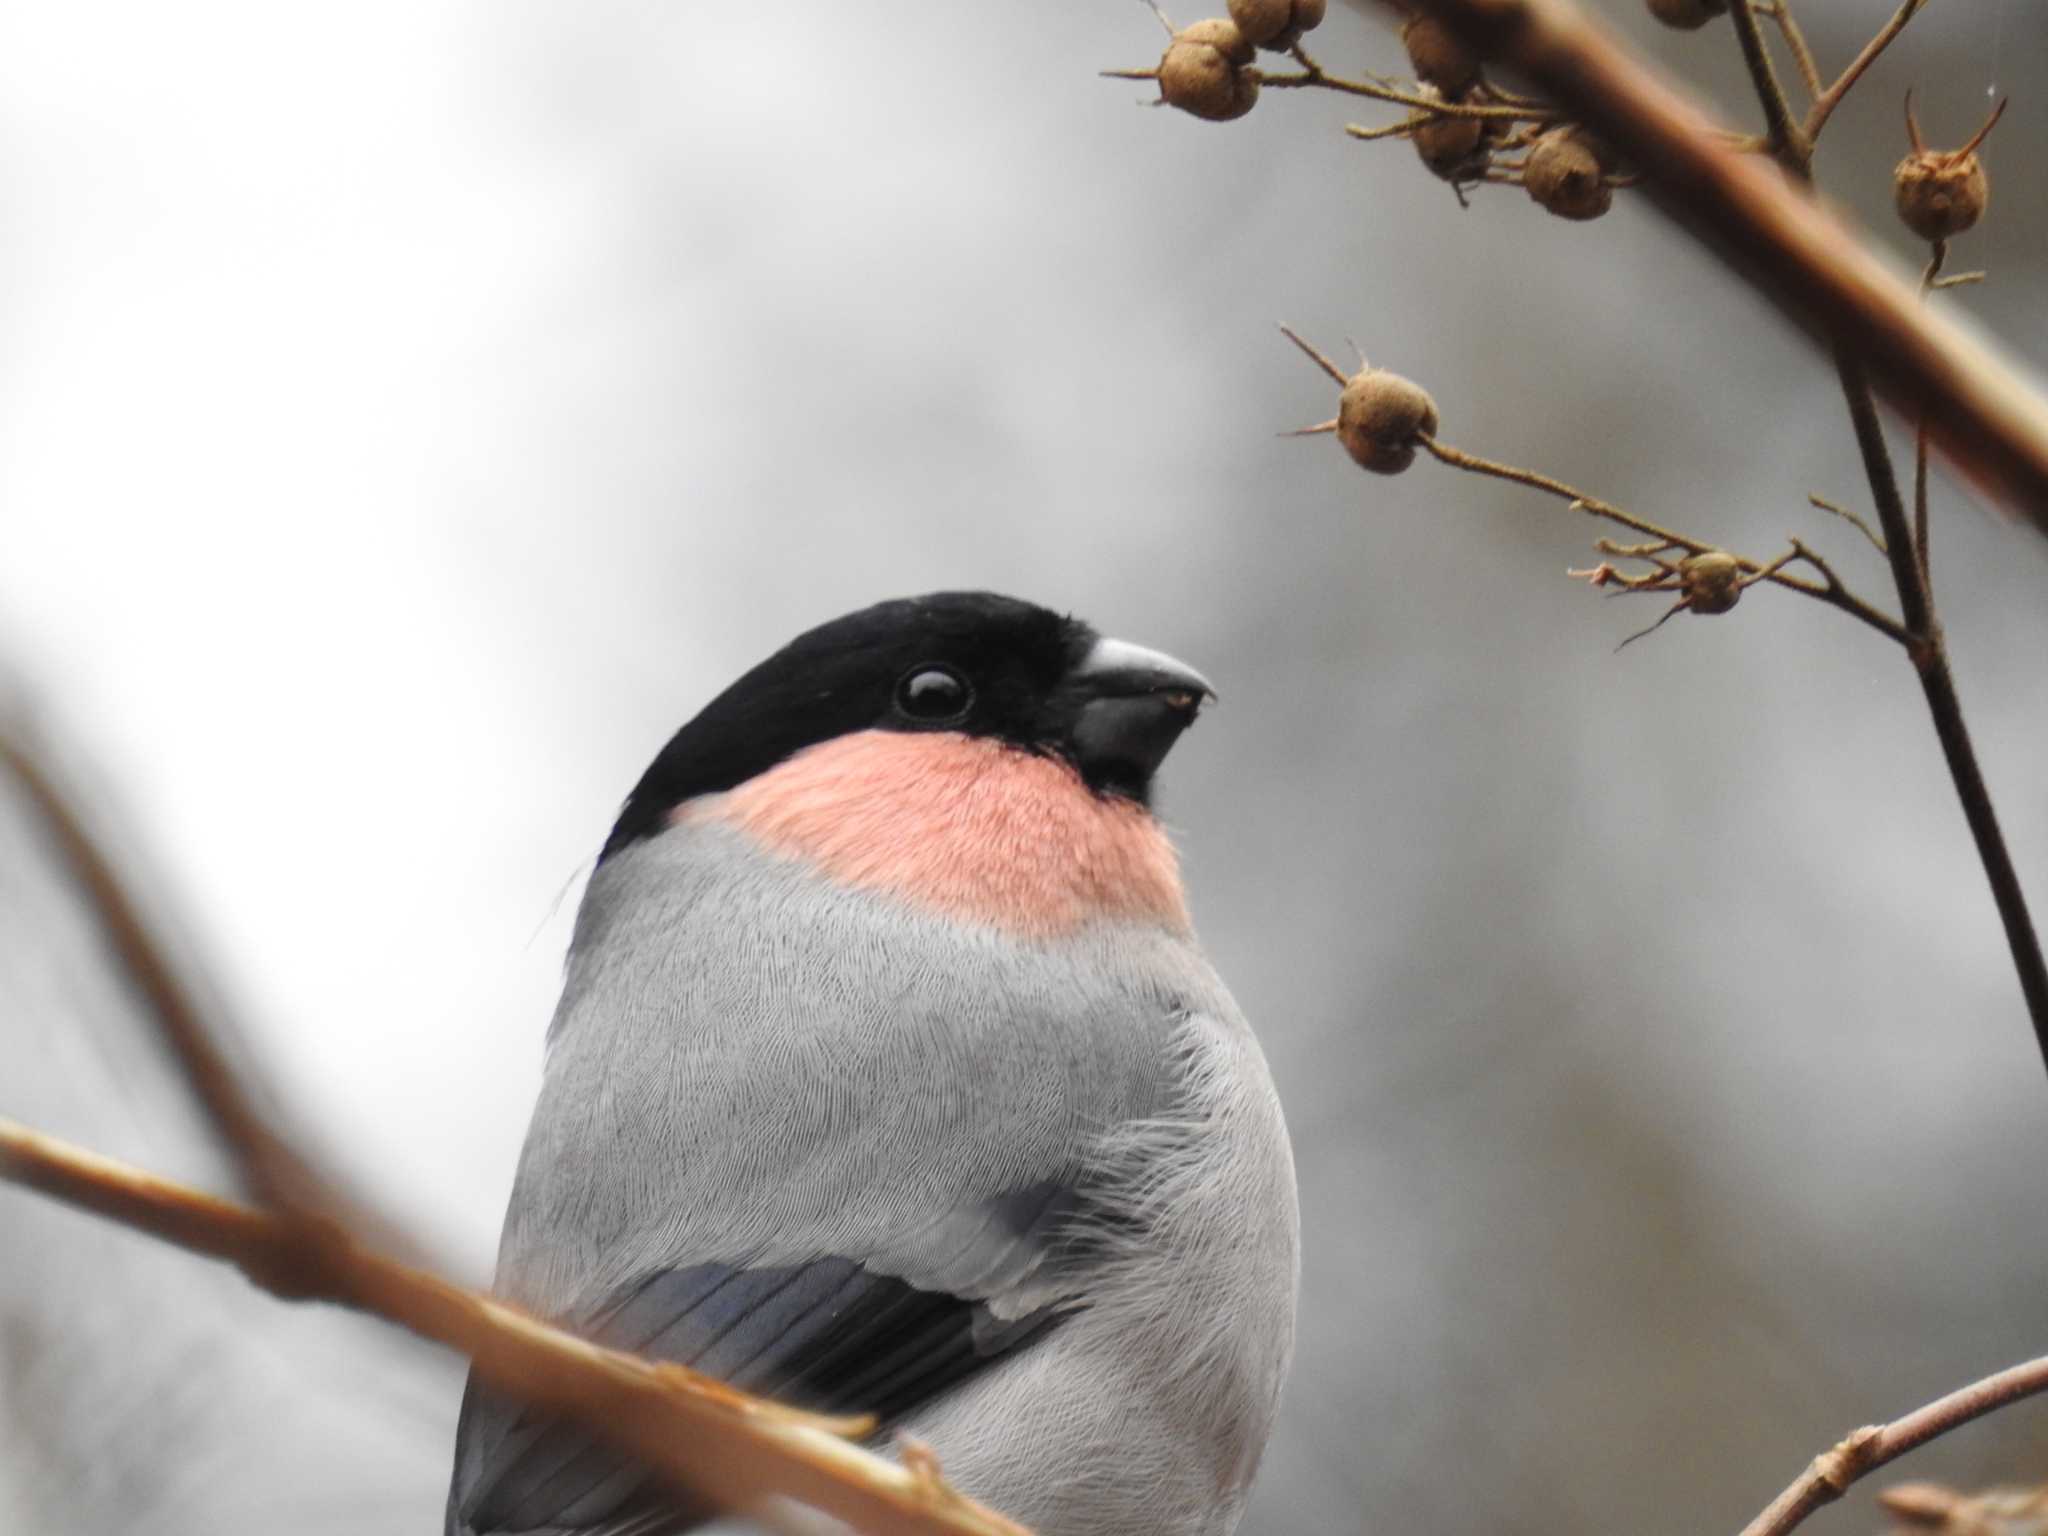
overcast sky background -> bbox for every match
[5,2,2048,1533]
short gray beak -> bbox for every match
[1070,637,1218,708]
[1065,636,1216,792]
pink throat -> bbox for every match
[676,730,1191,938]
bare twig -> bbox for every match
[1916,240,1948,582]
[1263,50,1547,118]
[1380,0,2048,533]
[1835,348,2048,1063]
[1756,1,1822,100]
[1727,0,1808,162]
[0,1117,1030,1536]
[1737,1355,2048,1536]
[1806,0,1928,145]
[1346,116,1426,143]
[1806,495,1886,557]
[1411,436,1912,646]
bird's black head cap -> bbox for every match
[602,592,1135,862]
[600,591,1217,863]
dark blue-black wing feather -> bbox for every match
[448,1197,1079,1536]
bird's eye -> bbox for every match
[894,664,974,722]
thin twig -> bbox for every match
[1419,436,1708,550]
[1260,61,1544,119]
[1345,117,1425,143]
[1836,350,2048,1065]
[1805,0,1928,145]
[1807,495,1886,556]
[1412,436,1910,645]
[1916,241,1947,583]
[1727,0,1809,162]
[1737,1355,2048,1536]
[0,1117,1030,1536]
[1757,0,1822,100]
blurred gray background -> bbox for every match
[4,1,2048,1532]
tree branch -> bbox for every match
[0,1117,1030,1536]
[1805,0,1927,146]
[1737,1356,2048,1536]
[0,735,325,1212]
[1376,0,2048,538]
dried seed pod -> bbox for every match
[1523,128,1612,221]
[1227,0,1326,51]
[1337,369,1440,475]
[1678,551,1743,614]
[1646,0,1726,28]
[1400,14,1480,96]
[1157,19,1260,122]
[1411,86,1487,181]
[1894,153,1987,240]
[1893,95,2004,243]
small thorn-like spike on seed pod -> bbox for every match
[1401,15,1480,97]
[1893,96,2003,243]
[1227,0,1326,51]
[1524,128,1612,221]
[1337,369,1440,475]
[1411,85,1488,180]
[1647,0,1726,29]
[1678,551,1743,614]
[1158,19,1260,121]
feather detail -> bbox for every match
[676,731,1191,939]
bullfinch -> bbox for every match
[446,592,1299,1536]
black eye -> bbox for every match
[894,664,973,722]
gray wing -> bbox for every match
[448,825,1190,1536]
[448,1188,1082,1536]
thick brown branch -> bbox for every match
[1737,1355,2048,1536]
[0,1118,1029,1536]
[1382,0,2048,537]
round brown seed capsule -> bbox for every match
[1894,150,1989,242]
[1647,0,1726,29]
[1400,15,1480,97]
[1678,551,1743,614]
[1337,369,1440,475]
[1523,129,1612,221]
[1158,19,1260,122]
[1227,0,1326,51]
[1411,87,1487,181]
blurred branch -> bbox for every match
[0,736,322,1209]
[1373,0,2048,538]
[0,733,427,1261]
[1737,1355,2048,1536]
[0,1117,1030,1536]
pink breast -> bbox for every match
[676,730,1192,939]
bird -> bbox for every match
[446,591,1299,1536]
